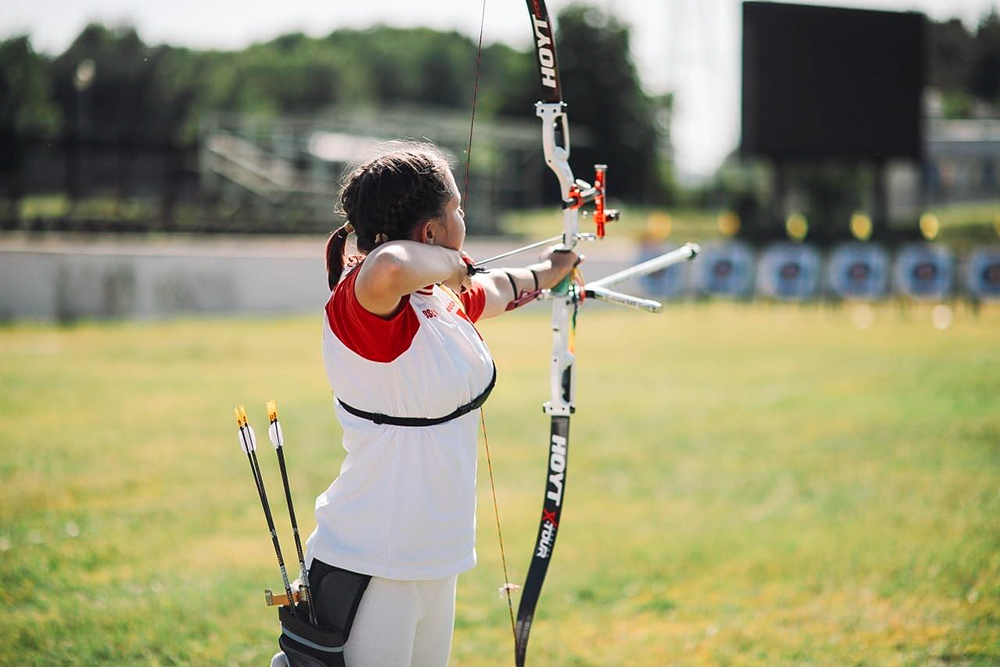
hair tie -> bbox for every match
[342,222,354,234]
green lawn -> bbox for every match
[1,303,998,665]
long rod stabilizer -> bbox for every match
[586,243,700,290]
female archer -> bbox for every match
[279,143,578,667]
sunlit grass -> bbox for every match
[1,303,998,664]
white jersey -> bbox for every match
[307,265,493,580]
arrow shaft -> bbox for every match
[239,425,297,618]
[275,444,318,625]
[474,235,563,268]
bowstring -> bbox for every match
[463,0,488,205]
[466,0,518,650]
[480,408,517,645]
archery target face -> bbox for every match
[696,242,755,297]
[893,243,954,300]
[828,242,890,300]
[757,243,821,300]
[965,247,1000,300]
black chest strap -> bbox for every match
[336,363,496,427]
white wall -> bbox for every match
[0,235,643,321]
[0,236,329,321]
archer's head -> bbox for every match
[325,142,462,290]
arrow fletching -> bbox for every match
[268,421,283,450]
[235,404,258,453]
[266,400,283,449]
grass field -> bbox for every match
[1,303,998,665]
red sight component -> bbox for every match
[593,164,608,238]
[566,164,618,239]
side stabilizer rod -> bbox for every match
[583,286,663,313]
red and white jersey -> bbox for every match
[307,265,494,580]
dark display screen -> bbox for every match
[741,2,925,160]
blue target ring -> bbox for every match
[636,242,688,298]
[828,243,890,300]
[966,247,1000,300]
[696,242,755,297]
[757,243,820,300]
[893,244,954,300]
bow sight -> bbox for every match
[566,165,619,239]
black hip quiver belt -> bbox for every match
[336,363,497,427]
[279,562,372,667]
[278,606,345,667]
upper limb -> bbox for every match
[355,241,471,317]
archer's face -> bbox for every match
[429,170,466,251]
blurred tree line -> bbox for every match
[928,9,1000,117]
[0,4,670,209]
[3,6,997,231]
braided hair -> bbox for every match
[325,143,454,290]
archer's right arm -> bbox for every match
[355,241,471,317]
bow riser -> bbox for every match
[536,99,578,417]
[536,103,577,237]
[545,298,576,417]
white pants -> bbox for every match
[273,574,457,667]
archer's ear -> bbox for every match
[416,220,437,245]
[410,220,434,243]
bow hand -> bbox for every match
[530,247,580,291]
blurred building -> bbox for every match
[923,115,1000,205]
[885,110,1000,222]
[199,107,550,234]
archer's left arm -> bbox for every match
[475,249,579,320]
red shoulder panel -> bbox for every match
[325,267,420,363]
[460,282,487,323]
